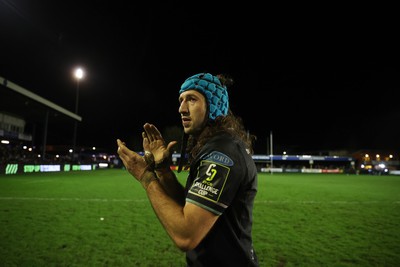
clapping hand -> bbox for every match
[142,123,177,165]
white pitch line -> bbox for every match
[255,200,400,204]
[0,197,147,202]
[0,197,399,204]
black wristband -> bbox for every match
[139,171,158,190]
[154,157,171,171]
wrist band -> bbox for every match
[139,171,158,190]
[155,157,171,171]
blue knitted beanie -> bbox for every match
[179,73,229,120]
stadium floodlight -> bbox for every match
[72,67,85,160]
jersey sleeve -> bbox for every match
[186,150,242,215]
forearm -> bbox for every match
[141,171,217,251]
[144,177,194,251]
[143,150,185,204]
[139,171,158,190]
[155,168,186,206]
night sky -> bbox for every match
[1,1,399,154]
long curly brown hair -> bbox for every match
[186,110,257,162]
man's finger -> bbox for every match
[117,139,130,157]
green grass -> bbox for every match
[0,170,399,266]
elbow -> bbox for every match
[173,237,200,252]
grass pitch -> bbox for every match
[0,170,399,266]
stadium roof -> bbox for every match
[0,76,81,123]
[1,76,83,159]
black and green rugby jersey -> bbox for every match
[184,133,259,267]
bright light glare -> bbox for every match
[74,68,84,80]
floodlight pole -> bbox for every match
[72,68,84,161]
[72,80,79,159]
[270,131,273,175]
